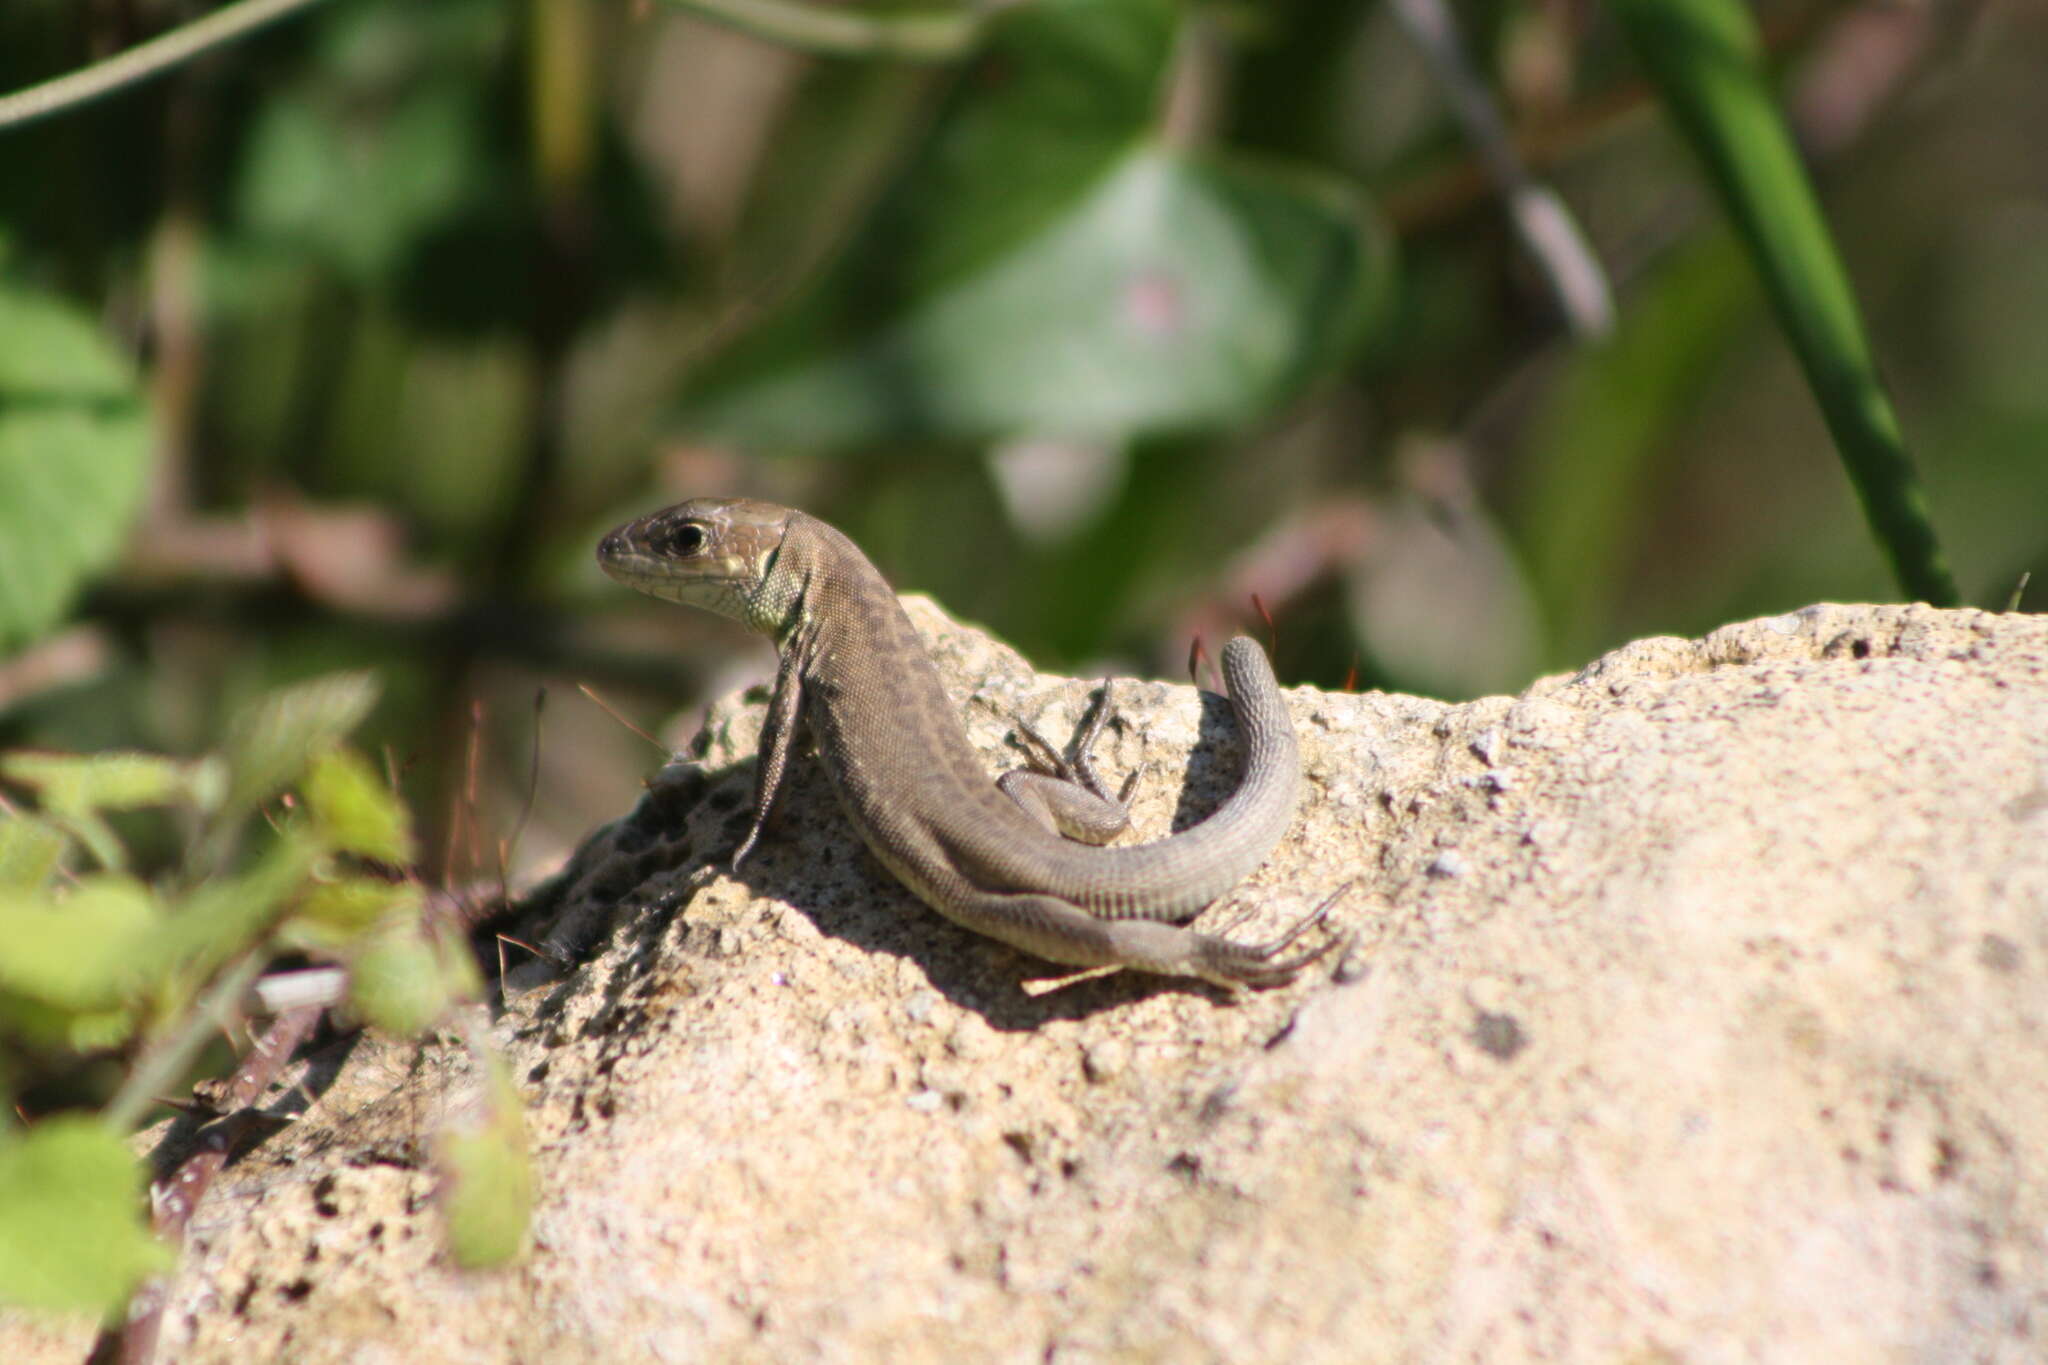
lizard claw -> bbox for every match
[1009,716,1071,777]
[1197,881,1355,990]
[1009,680,1125,807]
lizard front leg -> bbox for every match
[732,645,805,869]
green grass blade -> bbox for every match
[1611,0,1958,605]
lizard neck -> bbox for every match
[761,514,896,656]
[750,518,826,645]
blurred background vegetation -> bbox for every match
[1,0,2042,888]
[0,0,2043,1326]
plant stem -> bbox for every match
[102,951,267,1133]
[0,0,333,133]
[118,1004,323,1365]
[653,0,980,61]
[1611,0,1958,604]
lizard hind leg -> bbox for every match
[935,883,1345,992]
[1099,914,1342,990]
[997,680,1136,845]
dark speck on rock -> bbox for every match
[1474,1011,1528,1061]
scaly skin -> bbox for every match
[598,498,1334,988]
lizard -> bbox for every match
[597,497,1336,989]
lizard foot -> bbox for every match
[1000,681,1138,844]
[1193,881,1355,990]
[1009,679,1138,805]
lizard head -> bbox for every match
[598,498,798,636]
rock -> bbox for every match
[10,599,2046,1362]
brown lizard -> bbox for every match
[598,498,1334,988]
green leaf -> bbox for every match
[690,149,1388,447]
[152,834,321,994]
[0,749,201,872]
[437,1052,530,1269]
[348,928,453,1035]
[228,0,510,287]
[682,0,1390,447]
[0,993,138,1057]
[237,86,489,285]
[1610,0,1955,605]
[0,1117,171,1314]
[0,281,152,656]
[896,0,1180,292]
[284,876,423,954]
[0,875,161,1012]
[221,672,382,820]
[0,814,68,889]
[302,748,415,865]
[0,751,202,814]
[57,1007,142,1054]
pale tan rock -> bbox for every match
[9,599,2046,1363]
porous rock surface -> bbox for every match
[12,599,2048,1362]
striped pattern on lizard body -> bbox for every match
[597,498,1333,989]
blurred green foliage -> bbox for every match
[685,0,1391,445]
[2,0,2047,1325]
[0,1115,169,1314]
[0,281,152,655]
[0,0,2036,742]
[0,672,524,1318]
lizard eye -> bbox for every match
[660,522,707,557]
